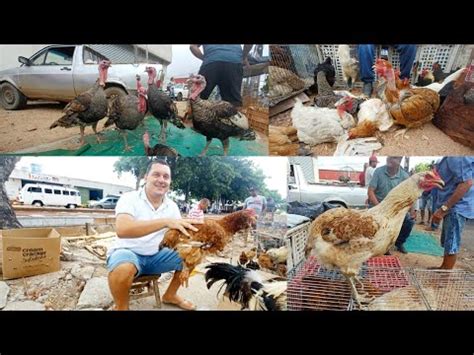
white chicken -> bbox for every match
[291,97,355,145]
[338,45,359,89]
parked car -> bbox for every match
[88,196,119,209]
[0,44,163,110]
[172,83,189,101]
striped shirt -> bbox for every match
[188,204,205,219]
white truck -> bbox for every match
[288,162,368,209]
[18,183,81,208]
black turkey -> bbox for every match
[144,66,184,143]
[50,60,111,145]
[186,74,256,156]
[104,75,147,152]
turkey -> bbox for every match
[50,60,111,145]
[143,131,179,156]
[186,74,256,156]
[103,75,147,151]
[144,67,184,143]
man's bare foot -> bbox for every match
[162,294,196,310]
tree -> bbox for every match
[0,157,22,229]
[114,157,151,189]
[414,162,432,173]
[113,156,283,204]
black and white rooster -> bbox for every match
[205,262,287,311]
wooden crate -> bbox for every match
[242,105,269,136]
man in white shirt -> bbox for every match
[244,187,267,217]
[107,159,202,310]
[365,155,379,187]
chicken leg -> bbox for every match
[345,275,375,310]
[394,128,410,140]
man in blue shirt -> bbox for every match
[431,157,474,269]
[189,45,253,107]
[368,156,415,253]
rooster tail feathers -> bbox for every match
[205,263,263,308]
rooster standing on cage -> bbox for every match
[305,168,444,308]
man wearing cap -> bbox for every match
[365,155,379,187]
[368,156,415,254]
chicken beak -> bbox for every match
[433,179,445,189]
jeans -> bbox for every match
[358,45,417,83]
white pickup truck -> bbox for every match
[288,162,368,209]
[0,45,163,110]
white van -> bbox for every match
[18,183,81,208]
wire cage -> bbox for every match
[241,45,269,135]
[288,255,474,311]
[268,44,466,107]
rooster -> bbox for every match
[159,209,257,286]
[205,262,287,311]
[415,69,435,87]
[374,59,440,139]
[305,170,444,308]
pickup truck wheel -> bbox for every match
[0,82,27,110]
[105,87,126,102]
[177,92,183,101]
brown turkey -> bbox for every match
[103,75,147,151]
[186,74,256,156]
[142,131,179,156]
[144,67,184,143]
[50,60,111,145]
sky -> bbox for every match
[15,156,288,198]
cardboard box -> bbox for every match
[1,228,61,280]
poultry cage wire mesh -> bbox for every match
[269,44,463,107]
[286,223,474,311]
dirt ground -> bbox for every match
[0,101,190,153]
[270,105,474,156]
[0,101,270,154]
[381,219,474,273]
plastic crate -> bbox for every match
[285,221,310,270]
[316,44,463,87]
